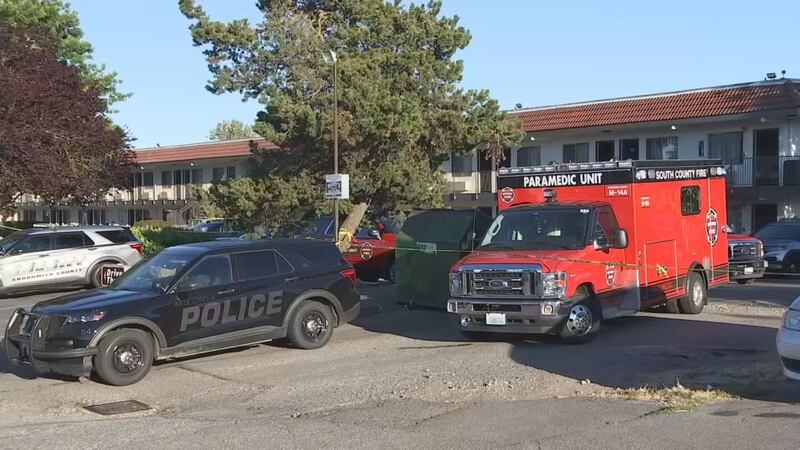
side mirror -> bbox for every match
[593,235,610,250]
[152,280,167,293]
[613,229,629,249]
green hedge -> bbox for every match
[131,225,215,256]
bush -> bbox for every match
[132,219,171,229]
[132,225,215,255]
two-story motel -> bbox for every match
[13,139,275,226]
[445,78,800,233]
[10,78,800,233]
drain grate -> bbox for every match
[84,400,151,416]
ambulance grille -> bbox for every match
[465,269,538,298]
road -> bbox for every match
[0,280,799,449]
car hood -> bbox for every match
[32,289,152,313]
[729,234,757,242]
[453,249,589,272]
[789,296,800,311]
[761,239,800,249]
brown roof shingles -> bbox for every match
[508,80,800,133]
[132,139,276,164]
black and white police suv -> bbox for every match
[3,239,360,385]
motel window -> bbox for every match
[191,169,204,185]
[620,139,639,160]
[596,141,615,161]
[22,210,36,222]
[563,143,589,163]
[143,172,154,187]
[86,209,107,226]
[450,152,474,175]
[212,167,225,181]
[646,137,678,160]
[161,171,173,186]
[680,186,701,216]
[708,132,743,164]
[226,166,236,179]
[517,146,541,167]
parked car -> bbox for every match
[0,226,143,295]
[191,220,245,240]
[3,239,360,385]
[777,295,800,381]
[727,233,766,284]
[755,219,800,274]
[296,217,399,283]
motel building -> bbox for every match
[443,78,800,233]
[12,139,272,226]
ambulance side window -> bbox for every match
[681,186,701,216]
[596,208,619,245]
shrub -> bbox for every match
[131,225,215,255]
[132,219,171,229]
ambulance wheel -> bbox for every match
[678,272,706,315]
[94,329,154,386]
[558,289,600,344]
[288,300,334,350]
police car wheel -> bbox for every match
[288,301,334,350]
[94,329,154,386]
[678,272,706,315]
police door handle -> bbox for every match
[216,288,235,295]
[284,276,300,283]
[87,247,97,251]
[38,254,49,258]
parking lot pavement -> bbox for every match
[1,280,799,448]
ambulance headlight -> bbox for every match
[63,310,107,325]
[541,272,567,298]
[449,273,463,297]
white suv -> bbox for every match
[0,226,143,295]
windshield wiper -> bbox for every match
[478,243,517,250]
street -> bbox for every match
[1,279,799,449]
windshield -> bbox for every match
[112,248,202,292]
[0,232,24,255]
[480,208,591,250]
[755,225,800,241]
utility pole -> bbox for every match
[333,51,339,243]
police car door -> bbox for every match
[171,253,237,344]
[229,249,295,330]
[50,232,91,284]
[1,234,54,289]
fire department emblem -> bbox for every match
[359,242,374,260]
[500,187,515,203]
[705,208,719,245]
[656,264,669,277]
[605,264,616,287]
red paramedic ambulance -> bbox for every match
[447,160,729,343]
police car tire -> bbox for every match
[94,329,154,386]
[89,262,115,288]
[287,300,334,350]
[678,272,706,315]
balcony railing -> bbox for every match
[726,156,800,188]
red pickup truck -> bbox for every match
[298,217,398,283]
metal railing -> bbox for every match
[726,156,800,187]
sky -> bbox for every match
[71,0,800,149]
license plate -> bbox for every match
[744,267,754,275]
[765,261,769,268]
[485,313,506,326]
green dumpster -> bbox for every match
[396,209,492,309]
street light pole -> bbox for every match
[331,51,339,243]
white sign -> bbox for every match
[325,174,350,200]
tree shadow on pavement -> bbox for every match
[352,307,800,404]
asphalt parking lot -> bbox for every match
[1,279,799,448]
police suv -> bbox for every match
[0,226,143,295]
[4,240,360,385]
